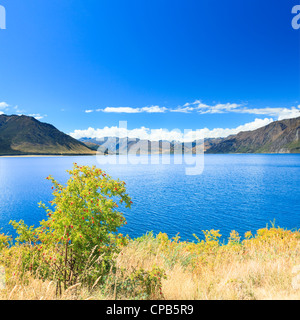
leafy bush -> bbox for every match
[105,266,167,300]
[10,164,132,294]
[0,233,11,251]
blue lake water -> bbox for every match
[0,154,300,242]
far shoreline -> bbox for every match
[0,152,299,158]
[0,154,97,158]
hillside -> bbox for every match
[0,114,95,155]
[206,117,300,154]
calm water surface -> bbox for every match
[0,154,299,241]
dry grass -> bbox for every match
[1,227,300,300]
[0,274,109,300]
[115,228,300,300]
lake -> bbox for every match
[0,154,300,242]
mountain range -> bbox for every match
[80,117,300,154]
[0,114,299,156]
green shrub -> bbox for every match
[10,163,132,294]
[105,266,167,300]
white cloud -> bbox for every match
[100,107,142,113]
[198,103,241,114]
[277,107,300,120]
[170,106,195,113]
[0,111,4,115]
[141,105,167,113]
[84,100,300,121]
[0,102,9,109]
[0,102,26,114]
[172,101,300,120]
[13,106,26,113]
[70,118,274,142]
[28,113,45,120]
[199,118,274,138]
[70,126,188,141]
[88,105,168,114]
[235,106,300,120]
[171,102,242,114]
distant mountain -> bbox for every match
[80,117,300,155]
[79,137,194,155]
[0,114,95,155]
[206,117,300,154]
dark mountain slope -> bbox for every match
[206,117,300,154]
[0,114,95,155]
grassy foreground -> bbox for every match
[1,225,300,300]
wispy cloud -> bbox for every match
[86,105,168,114]
[85,100,300,121]
[28,113,46,120]
[169,106,196,113]
[171,102,242,114]
[100,107,142,113]
[235,106,300,120]
[0,101,47,120]
[171,100,300,120]
[140,106,167,113]
[70,118,274,142]
[201,118,274,138]
[13,105,26,114]
[0,102,9,109]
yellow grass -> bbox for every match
[1,226,300,300]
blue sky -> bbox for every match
[0,0,300,140]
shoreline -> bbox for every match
[1,152,299,158]
[0,154,97,158]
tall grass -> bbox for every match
[1,225,300,300]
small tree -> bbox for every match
[10,163,132,294]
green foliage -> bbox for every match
[106,266,167,300]
[228,230,242,246]
[10,164,132,294]
[0,233,11,251]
